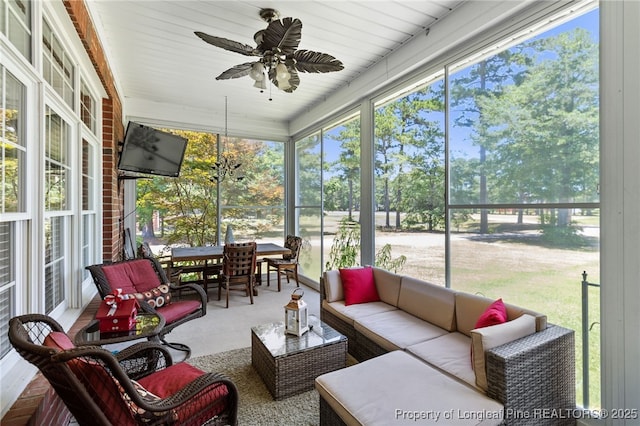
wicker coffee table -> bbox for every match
[251,315,347,400]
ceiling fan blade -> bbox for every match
[293,50,344,73]
[260,17,302,54]
[195,31,259,57]
[216,62,255,80]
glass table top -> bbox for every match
[75,313,163,346]
[251,314,346,358]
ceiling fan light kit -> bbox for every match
[195,8,343,97]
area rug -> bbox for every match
[188,347,319,425]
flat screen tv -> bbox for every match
[118,122,188,177]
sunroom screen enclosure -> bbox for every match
[297,7,600,408]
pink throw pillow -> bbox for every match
[474,298,507,329]
[339,267,380,306]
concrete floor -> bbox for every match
[164,278,321,360]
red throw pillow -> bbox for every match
[474,298,507,329]
[43,331,76,351]
[339,267,380,306]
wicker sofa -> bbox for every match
[315,267,576,426]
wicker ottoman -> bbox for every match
[251,315,347,400]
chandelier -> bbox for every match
[211,97,243,182]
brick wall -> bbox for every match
[64,0,124,263]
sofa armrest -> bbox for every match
[486,325,576,426]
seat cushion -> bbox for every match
[323,300,398,325]
[157,300,201,324]
[138,362,207,397]
[138,362,231,423]
[355,310,449,351]
[406,332,477,390]
[316,350,504,425]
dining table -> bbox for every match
[171,243,292,294]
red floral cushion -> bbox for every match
[339,267,380,306]
[474,298,507,329]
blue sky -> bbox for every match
[320,7,599,171]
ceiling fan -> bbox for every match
[195,8,344,94]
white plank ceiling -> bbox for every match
[85,1,466,139]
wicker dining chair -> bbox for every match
[263,235,302,292]
[218,242,257,308]
[8,314,238,426]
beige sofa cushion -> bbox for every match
[315,350,504,426]
[355,310,449,351]
[322,300,397,325]
[323,270,344,302]
[398,277,457,331]
[372,267,402,306]
[456,292,547,336]
[406,332,477,390]
[471,314,537,391]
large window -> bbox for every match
[0,66,25,358]
[42,19,74,108]
[219,136,285,242]
[44,107,70,313]
[293,116,362,281]
[374,80,446,281]
[297,6,600,409]
[44,107,70,211]
[134,130,285,252]
[81,140,96,280]
[322,116,361,274]
[1,0,31,61]
[80,81,97,134]
[447,10,600,407]
[1,67,26,213]
[295,133,322,280]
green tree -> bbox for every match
[375,86,445,231]
[479,29,599,236]
[136,131,285,247]
[325,118,360,220]
[450,49,531,230]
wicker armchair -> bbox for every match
[8,314,238,426]
[86,257,207,354]
[218,242,257,308]
[263,235,302,292]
